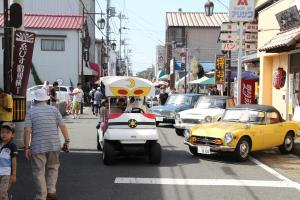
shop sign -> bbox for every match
[241,79,255,104]
[244,43,257,51]
[244,22,258,32]
[276,6,300,31]
[229,0,256,22]
[221,42,238,51]
[215,55,226,84]
[221,22,238,32]
[10,30,36,96]
[244,33,257,42]
[220,32,238,42]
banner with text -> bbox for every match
[11,30,36,96]
[215,55,226,84]
[241,79,255,104]
[229,0,255,22]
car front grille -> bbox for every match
[195,136,222,145]
[182,118,200,124]
[161,110,171,117]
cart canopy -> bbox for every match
[100,76,155,97]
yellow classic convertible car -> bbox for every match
[184,104,300,161]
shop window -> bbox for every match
[41,39,65,51]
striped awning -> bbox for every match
[259,26,300,52]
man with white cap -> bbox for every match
[24,89,70,200]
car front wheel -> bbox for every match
[279,132,294,154]
[175,128,184,136]
[189,146,198,156]
[234,138,250,161]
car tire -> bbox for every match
[103,142,115,165]
[234,137,251,161]
[149,142,161,164]
[97,134,102,151]
[189,146,198,156]
[175,128,184,136]
[279,132,294,154]
[156,121,160,127]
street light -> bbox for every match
[204,0,214,16]
[97,18,106,29]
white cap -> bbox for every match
[33,89,50,101]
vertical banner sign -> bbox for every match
[241,80,255,104]
[11,31,36,96]
[229,0,256,22]
[215,55,226,84]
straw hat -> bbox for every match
[33,89,50,101]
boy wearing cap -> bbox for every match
[0,123,17,200]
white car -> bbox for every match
[27,85,74,102]
[174,96,235,136]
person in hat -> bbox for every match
[24,89,70,200]
[0,122,17,200]
[0,88,13,125]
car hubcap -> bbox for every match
[240,142,249,158]
[285,136,293,151]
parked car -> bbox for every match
[174,96,235,136]
[184,104,300,161]
[151,93,201,126]
[27,85,74,102]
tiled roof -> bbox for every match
[166,12,228,27]
[259,26,300,51]
[0,14,83,29]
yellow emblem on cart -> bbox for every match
[128,119,137,128]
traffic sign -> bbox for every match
[220,32,238,42]
[221,42,238,51]
[221,23,238,32]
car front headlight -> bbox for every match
[170,111,176,118]
[204,116,213,123]
[224,132,233,144]
[184,129,191,139]
[175,114,180,120]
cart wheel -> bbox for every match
[97,134,102,151]
[103,142,115,165]
[175,128,184,136]
[149,142,161,164]
[156,121,160,127]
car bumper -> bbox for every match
[174,123,196,130]
[184,141,235,152]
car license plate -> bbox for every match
[156,117,163,122]
[197,146,211,154]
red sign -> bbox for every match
[241,80,255,104]
[10,30,36,96]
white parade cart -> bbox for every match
[97,76,161,165]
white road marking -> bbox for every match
[114,177,300,189]
[68,150,102,154]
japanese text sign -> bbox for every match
[215,55,226,84]
[10,30,36,96]
[221,42,238,51]
[241,79,255,104]
[229,0,255,22]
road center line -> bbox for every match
[114,177,299,189]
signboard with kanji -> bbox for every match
[220,32,238,42]
[229,0,256,22]
[221,23,238,32]
[215,55,226,84]
[221,42,238,51]
[244,22,258,32]
[10,30,36,96]
[244,33,257,42]
[245,43,257,51]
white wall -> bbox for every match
[0,28,80,88]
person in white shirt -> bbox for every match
[70,83,84,119]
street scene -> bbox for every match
[1,0,300,200]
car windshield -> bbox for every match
[195,98,226,109]
[165,95,192,106]
[222,109,265,124]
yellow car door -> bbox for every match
[262,112,284,149]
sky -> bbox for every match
[96,0,229,74]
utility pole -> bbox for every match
[106,0,110,75]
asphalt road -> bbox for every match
[11,109,300,200]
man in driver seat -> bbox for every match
[125,97,148,113]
